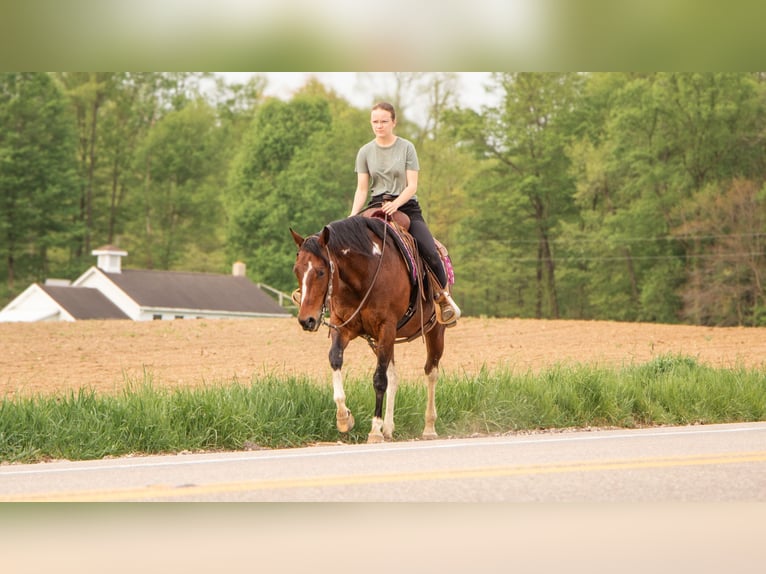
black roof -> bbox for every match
[40,285,130,320]
[102,269,290,315]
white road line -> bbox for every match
[1,423,764,478]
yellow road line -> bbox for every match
[5,450,766,502]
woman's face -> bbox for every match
[370,108,396,139]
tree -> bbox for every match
[278,82,370,232]
[562,73,670,321]
[567,73,766,323]
[225,94,336,290]
[0,73,79,295]
[448,73,583,318]
[53,72,218,263]
[675,179,766,326]
[404,73,465,239]
[208,74,267,148]
[53,72,117,257]
[130,100,225,270]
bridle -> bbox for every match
[320,219,388,332]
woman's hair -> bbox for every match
[371,102,396,121]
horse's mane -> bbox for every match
[305,216,384,258]
[330,216,385,252]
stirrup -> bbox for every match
[435,291,460,326]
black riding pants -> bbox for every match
[369,195,447,288]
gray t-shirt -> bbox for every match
[355,137,419,199]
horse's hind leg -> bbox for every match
[368,338,394,444]
[422,327,445,439]
[329,331,354,433]
[422,368,438,439]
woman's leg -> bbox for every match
[408,220,447,287]
[408,219,460,324]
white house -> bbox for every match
[0,245,292,322]
[0,282,129,322]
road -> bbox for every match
[1,421,765,502]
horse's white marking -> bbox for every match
[342,248,350,255]
[372,241,382,256]
[370,417,384,436]
[423,368,438,438]
[301,261,313,305]
[332,369,345,403]
[383,363,398,438]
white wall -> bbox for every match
[0,284,72,322]
[73,267,142,320]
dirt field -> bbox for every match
[2,317,765,398]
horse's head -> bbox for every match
[291,227,332,332]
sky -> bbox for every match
[217,72,500,121]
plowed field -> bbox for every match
[2,318,765,398]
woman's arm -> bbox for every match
[349,172,370,216]
[381,170,418,216]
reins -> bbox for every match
[321,219,389,333]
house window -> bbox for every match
[152,314,162,320]
[175,315,184,320]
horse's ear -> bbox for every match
[290,228,305,247]
[319,225,331,247]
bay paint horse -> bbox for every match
[290,215,446,443]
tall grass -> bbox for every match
[1,354,764,463]
[435,355,766,434]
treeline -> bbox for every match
[2,72,766,326]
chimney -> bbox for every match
[92,245,128,274]
[232,261,246,277]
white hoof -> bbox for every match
[367,431,385,444]
[336,410,355,433]
[368,416,385,443]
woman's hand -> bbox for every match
[381,200,399,216]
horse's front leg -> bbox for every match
[382,362,398,440]
[368,339,395,444]
[329,330,354,433]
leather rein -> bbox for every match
[321,219,389,333]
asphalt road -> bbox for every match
[1,421,765,502]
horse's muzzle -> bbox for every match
[299,316,321,332]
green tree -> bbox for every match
[562,73,667,321]
[403,73,465,241]
[0,72,79,295]
[279,82,370,231]
[225,93,338,290]
[448,73,583,318]
[54,72,217,263]
[130,100,225,270]
[567,73,766,323]
[53,72,117,257]
[210,74,267,144]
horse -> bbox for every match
[290,215,446,443]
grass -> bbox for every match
[1,354,765,464]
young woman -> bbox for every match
[350,102,460,325]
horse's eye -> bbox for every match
[317,270,325,278]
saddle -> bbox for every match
[360,207,454,335]
[362,207,453,282]
[360,205,412,232]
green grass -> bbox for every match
[1,354,765,464]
